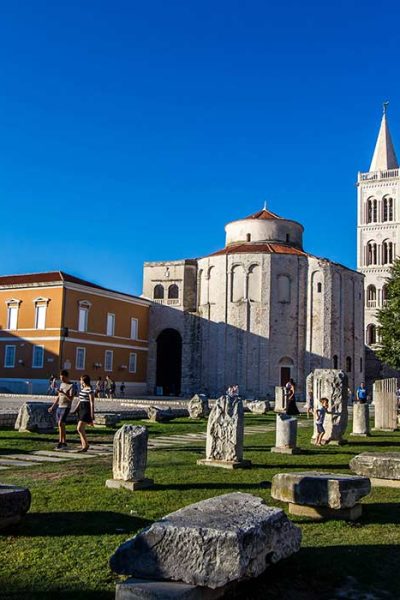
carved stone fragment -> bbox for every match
[15,402,56,433]
[188,394,210,419]
[106,425,153,491]
[308,369,348,444]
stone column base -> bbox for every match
[196,459,252,470]
[105,478,154,491]
[116,577,226,599]
[369,477,400,488]
[350,432,370,437]
[288,502,362,521]
[271,447,300,455]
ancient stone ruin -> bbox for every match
[15,402,56,433]
[197,395,250,469]
[246,400,270,415]
[307,369,348,444]
[106,425,153,491]
[271,472,371,521]
[146,406,176,422]
[351,403,370,437]
[350,452,400,488]
[373,378,398,431]
[274,386,286,412]
[188,394,210,419]
[0,484,31,529]
[110,492,302,592]
[271,414,299,454]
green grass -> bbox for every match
[0,414,399,599]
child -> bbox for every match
[315,397,329,446]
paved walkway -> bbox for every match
[0,419,313,471]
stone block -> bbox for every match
[188,394,210,419]
[246,400,270,415]
[110,492,302,589]
[147,406,176,422]
[116,578,226,599]
[271,472,371,509]
[288,503,362,521]
[204,396,246,464]
[0,484,31,529]
[350,452,400,482]
[272,414,298,453]
[94,413,120,427]
[196,459,251,470]
[308,369,348,444]
[15,402,55,433]
[351,403,370,436]
[105,478,154,491]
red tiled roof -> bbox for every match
[208,243,307,257]
[242,208,283,220]
[0,271,141,299]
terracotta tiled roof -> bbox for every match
[208,243,307,257]
[0,271,141,299]
[242,208,283,220]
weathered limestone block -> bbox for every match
[351,403,370,436]
[15,402,55,433]
[0,484,31,529]
[274,386,286,412]
[308,369,348,444]
[146,406,175,422]
[271,414,299,454]
[373,378,398,431]
[197,396,250,468]
[110,493,302,589]
[350,452,400,487]
[94,413,120,427]
[246,400,270,415]
[188,394,210,419]
[106,425,153,491]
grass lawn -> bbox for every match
[0,413,399,599]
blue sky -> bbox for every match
[1,0,400,295]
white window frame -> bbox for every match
[7,305,19,330]
[75,347,86,370]
[35,304,47,329]
[130,318,138,340]
[128,352,137,373]
[78,307,88,332]
[32,345,44,369]
[106,313,115,336]
[4,345,16,368]
[104,350,113,372]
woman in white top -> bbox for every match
[74,374,95,452]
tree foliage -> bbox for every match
[377,258,400,369]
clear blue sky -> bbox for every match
[1,0,400,295]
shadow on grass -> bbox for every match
[6,511,151,537]
[361,503,400,525]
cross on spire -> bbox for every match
[383,100,389,115]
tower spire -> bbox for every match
[369,103,398,171]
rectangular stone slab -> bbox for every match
[110,492,301,589]
[116,578,226,599]
[106,478,154,491]
[288,503,362,521]
[196,459,251,470]
[350,452,400,481]
[271,472,371,509]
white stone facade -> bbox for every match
[357,109,400,349]
[143,208,364,398]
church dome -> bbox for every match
[225,207,304,249]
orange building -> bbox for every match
[0,272,150,395]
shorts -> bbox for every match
[78,403,92,424]
[316,423,325,434]
[56,406,70,424]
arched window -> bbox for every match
[246,233,251,242]
[231,265,244,302]
[153,284,164,299]
[333,355,338,369]
[168,284,179,299]
[247,264,261,302]
[366,241,377,265]
[367,197,378,223]
[367,324,377,345]
[382,240,394,265]
[382,284,389,306]
[366,285,376,308]
[346,356,352,373]
[383,196,394,222]
[317,282,322,293]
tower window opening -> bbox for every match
[246,233,251,242]
[286,233,290,243]
[317,282,322,293]
[346,356,352,373]
[333,355,338,369]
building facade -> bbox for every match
[143,208,364,399]
[357,107,399,349]
[0,272,149,394]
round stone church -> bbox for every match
[142,207,364,399]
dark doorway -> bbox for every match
[156,329,182,395]
[280,367,291,386]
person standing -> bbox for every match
[356,382,367,404]
[48,374,57,396]
[120,381,125,398]
[48,370,74,450]
[73,375,95,452]
[285,378,300,415]
[105,375,116,400]
[95,376,104,398]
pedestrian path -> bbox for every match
[0,419,313,470]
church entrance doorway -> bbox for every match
[280,367,291,386]
[156,328,182,396]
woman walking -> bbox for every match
[285,378,300,415]
[74,375,95,452]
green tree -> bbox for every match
[377,258,400,369]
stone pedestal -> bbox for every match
[0,485,31,529]
[106,425,153,491]
[274,386,286,412]
[271,414,299,454]
[373,378,398,431]
[188,394,210,419]
[308,369,348,444]
[271,472,371,521]
[15,402,55,433]
[351,403,370,437]
[197,396,251,469]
